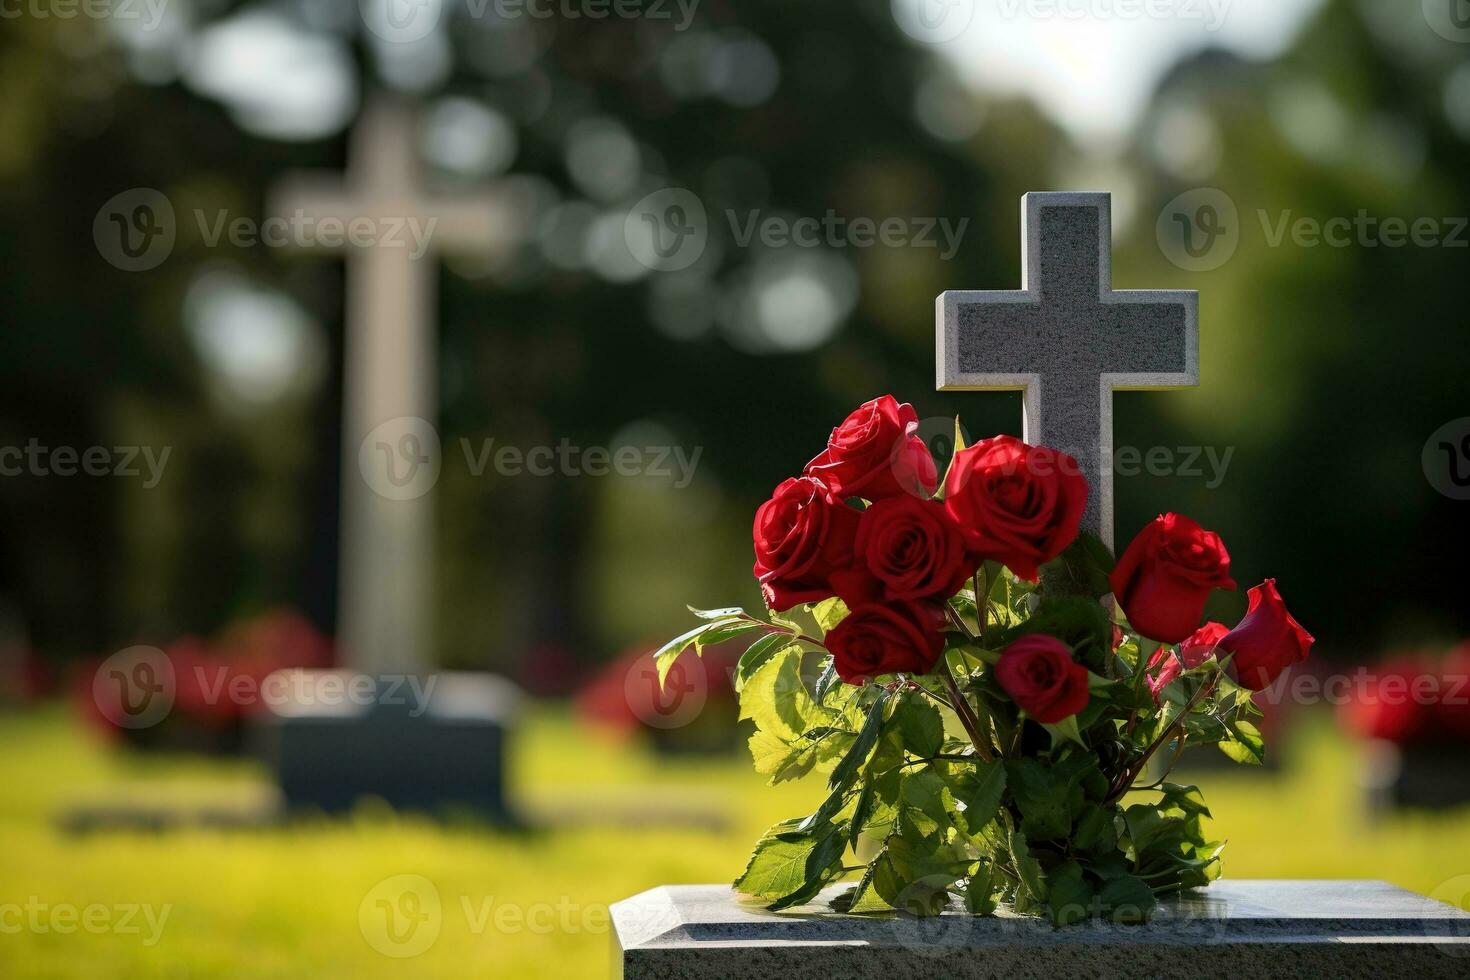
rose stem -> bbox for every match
[1107,672,1218,803]
[943,667,994,763]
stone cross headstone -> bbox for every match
[269,95,521,676]
[254,97,526,821]
[615,191,1470,971]
[936,192,1197,550]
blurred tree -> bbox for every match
[1,0,1465,682]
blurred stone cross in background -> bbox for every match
[269,95,524,676]
[936,192,1197,550]
[257,96,527,821]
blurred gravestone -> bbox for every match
[253,97,528,819]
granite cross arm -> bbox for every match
[613,880,1470,979]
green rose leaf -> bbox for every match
[827,687,891,792]
[1098,873,1155,923]
[1006,759,1081,841]
[813,658,842,705]
[1158,783,1212,819]
[1071,804,1119,856]
[740,647,828,741]
[943,760,1006,838]
[748,729,819,784]
[887,831,973,895]
[1042,714,1087,749]
[848,776,878,848]
[899,768,952,834]
[735,632,795,693]
[810,597,851,635]
[934,417,968,501]
[994,596,1112,673]
[1007,825,1048,910]
[687,605,747,620]
[652,619,732,687]
[1219,718,1266,764]
[892,690,945,758]
[696,619,764,650]
[735,819,850,911]
[1045,860,1095,926]
[848,851,899,912]
[964,861,999,915]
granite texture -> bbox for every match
[936,192,1197,550]
[613,881,1470,979]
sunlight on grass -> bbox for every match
[1,704,1468,978]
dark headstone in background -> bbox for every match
[252,670,521,822]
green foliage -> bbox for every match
[891,692,944,759]
[809,597,851,635]
[942,761,1006,838]
[667,481,1270,925]
[994,596,1113,673]
[1038,532,1116,600]
[735,818,849,911]
[1220,718,1266,764]
[734,632,795,693]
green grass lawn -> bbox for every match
[2,704,1469,978]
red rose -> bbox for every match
[1217,579,1314,691]
[1146,621,1228,700]
[942,435,1086,582]
[830,496,973,606]
[995,634,1089,723]
[804,396,938,501]
[1110,513,1237,644]
[752,476,860,611]
[826,602,946,684]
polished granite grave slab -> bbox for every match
[612,880,1470,979]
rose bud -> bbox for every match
[1109,513,1237,644]
[1217,579,1314,691]
[995,634,1090,723]
[942,435,1087,582]
[752,476,860,612]
[829,496,973,606]
[826,601,947,685]
[804,395,938,501]
[1145,621,1228,700]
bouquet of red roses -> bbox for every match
[655,395,1314,924]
